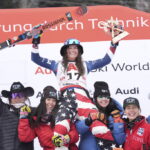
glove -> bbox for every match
[52,134,70,147]
[111,110,123,123]
[32,36,41,49]
[85,112,107,126]
[113,25,123,37]
[91,112,107,123]
[32,30,43,49]
[111,25,123,46]
[20,105,31,119]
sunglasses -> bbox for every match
[11,93,25,99]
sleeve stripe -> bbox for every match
[32,48,39,53]
[107,47,115,59]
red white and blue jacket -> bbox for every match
[31,44,117,90]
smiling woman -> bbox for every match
[123,97,150,150]
[31,33,119,149]
[66,45,79,61]
[18,85,79,150]
[75,81,125,150]
[0,81,34,150]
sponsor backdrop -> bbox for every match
[0,5,150,149]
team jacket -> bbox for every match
[31,45,117,89]
[0,99,34,150]
[18,118,79,150]
[124,116,150,150]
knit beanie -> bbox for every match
[94,81,110,99]
[43,86,57,100]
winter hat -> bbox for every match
[60,38,83,56]
[43,86,57,100]
[94,81,110,99]
[1,82,34,98]
[123,97,140,109]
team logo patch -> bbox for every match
[137,128,144,136]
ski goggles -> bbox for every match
[97,96,110,99]
[64,39,80,45]
[11,92,25,99]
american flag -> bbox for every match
[96,138,117,150]
[55,89,77,123]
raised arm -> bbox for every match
[31,37,58,74]
[31,48,58,74]
[18,106,36,142]
[86,42,118,72]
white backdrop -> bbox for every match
[0,36,150,150]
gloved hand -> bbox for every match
[20,105,31,119]
[90,112,106,121]
[52,134,70,147]
[113,25,123,37]
[32,30,43,49]
[85,112,107,126]
[111,110,123,123]
[32,36,41,49]
[110,25,123,47]
[104,19,123,36]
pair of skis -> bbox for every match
[0,6,87,50]
[0,6,129,50]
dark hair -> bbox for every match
[62,45,85,75]
[29,96,58,128]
